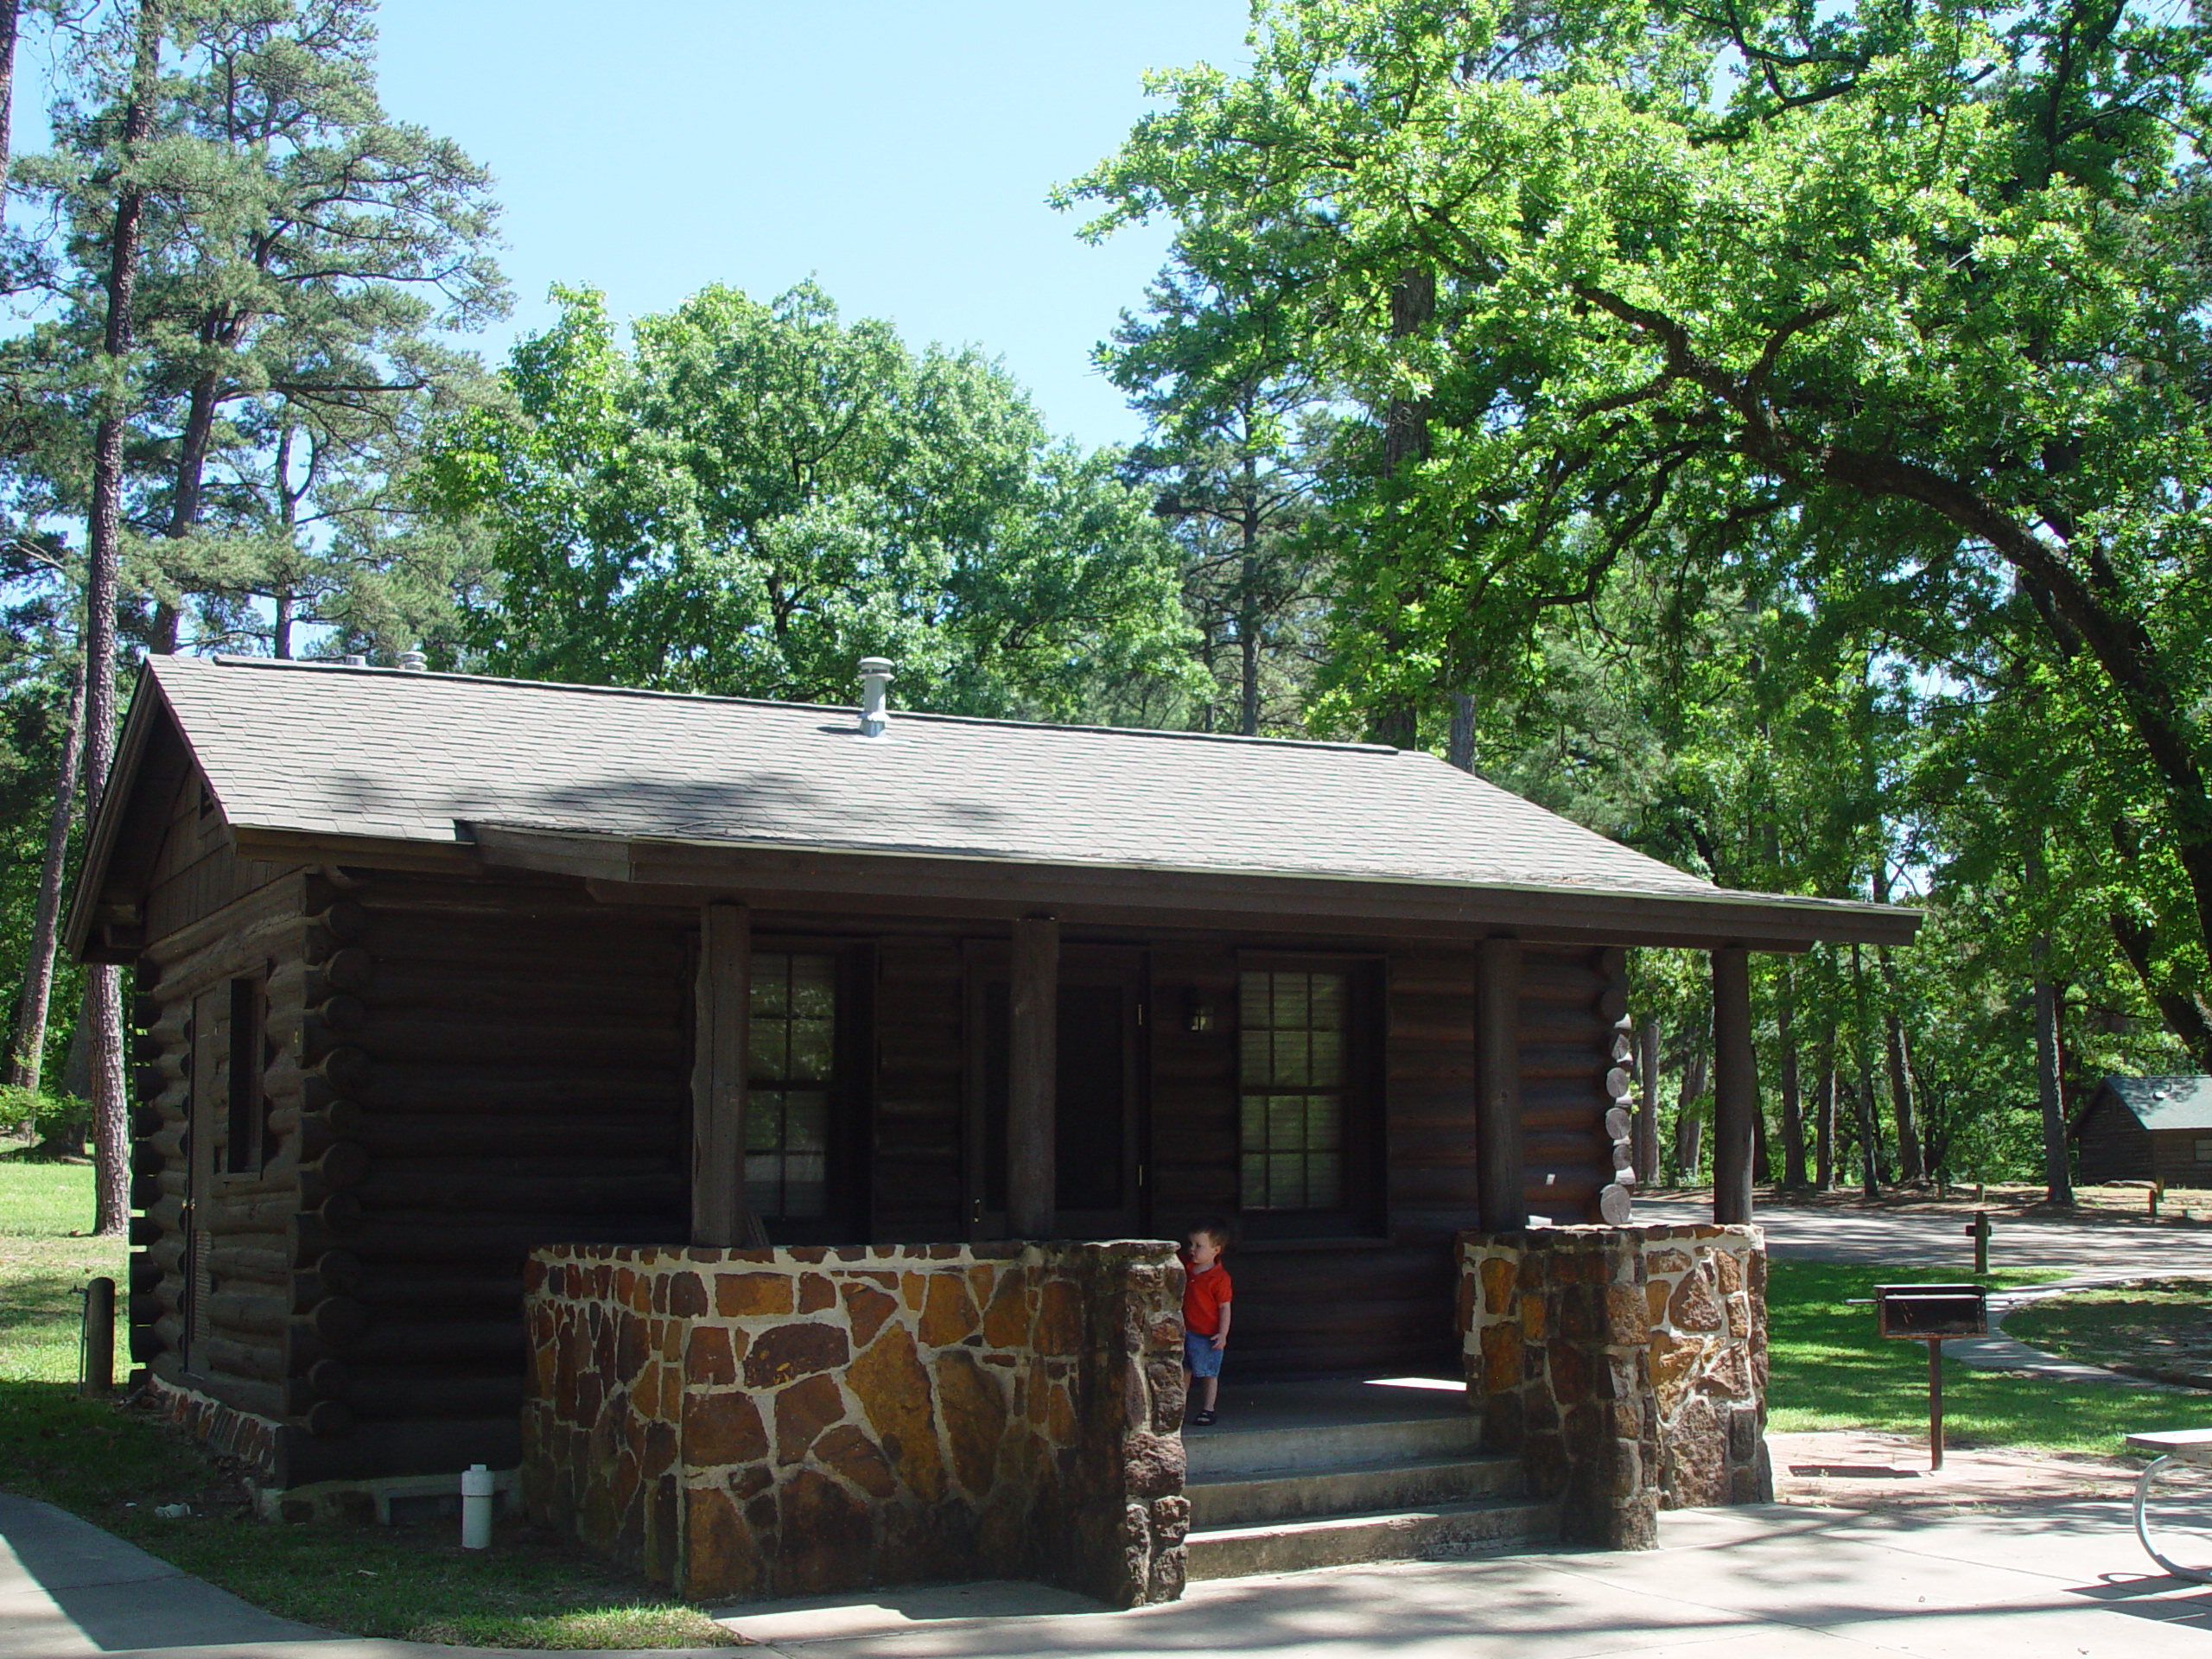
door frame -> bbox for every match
[961,941,1150,1240]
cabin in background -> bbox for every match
[69,652,1914,1579]
[2075,1076,2212,1187]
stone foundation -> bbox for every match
[1457,1224,1769,1549]
[524,1240,1187,1605]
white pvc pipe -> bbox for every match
[461,1463,494,1550]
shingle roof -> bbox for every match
[127,655,1905,938]
[2101,1077,2212,1132]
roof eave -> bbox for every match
[65,662,172,962]
[440,822,1920,950]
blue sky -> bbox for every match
[368,1,1256,450]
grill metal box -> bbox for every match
[1873,1283,1988,1339]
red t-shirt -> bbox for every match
[1182,1257,1232,1337]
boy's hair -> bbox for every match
[1188,1218,1234,1250]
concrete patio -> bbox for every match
[11,1462,2212,1659]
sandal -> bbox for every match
[1192,1408,1217,1427]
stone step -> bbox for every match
[1189,1452,1524,1529]
[1184,1411,1480,1479]
[1185,1497,1561,1580]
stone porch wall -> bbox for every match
[1456,1224,1769,1550]
[522,1241,1187,1605]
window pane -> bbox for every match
[743,952,839,1217]
[784,1091,829,1153]
[744,1090,784,1152]
[743,1154,781,1215]
[1309,972,1345,1029]
[1271,973,1308,1031]
[1272,1029,1309,1087]
[789,1019,834,1082]
[783,1154,827,1217]
[1268,1153,1306,1211]
[1241,1154,1268,1209]
[1306,1095,1342,1152]
[750,954,789,1018]
[1309,1027,1344,1086]
[1242,1027,1272,1087]
[1268,1096,1306,1153]
[748,1022,788,1082]
[1306,1155,1343,1210]
[1241,972,1270,1031]
[789,957,836,1020]
[1241,1093,1268,1148]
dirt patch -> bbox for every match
[1770,1428,2142,1514]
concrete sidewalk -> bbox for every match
[12,1483,2212,1659]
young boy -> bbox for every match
[1179,1221,1232,1427]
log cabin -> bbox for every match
[68,652,1916,1505]
[2075,1076,2212,1187]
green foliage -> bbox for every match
[424,282,1199,721]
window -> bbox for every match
[1240,969,1347,1211]
[2196,1138,2212,1165]
[747,953,836,1217]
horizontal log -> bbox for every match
[208,1243,290,1283]
[344,1319,524,1363]
[189,1328,286,1382]
[200,1192,304,1234]
[308,1297,370,1346]
[207,1289,289,1337]
[307,1357,348,1396]
[300,1216,685,1259]
[357,1171,683,1213]
[304,1399,354,1437]
[354,1116,683,1160]
[350,1069,684,1116]
[343,1374,524,1421]
[131,1249,168,1289]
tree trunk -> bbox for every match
[1447,692,1476,772]
[1635,1016,1660,1185]
[1847,942,1883,1197]
[274,590,294,660]
[1777,963,1808,1189]
[1237,455,1261,737]
[1674,1045,1708,1182]
[0,0,20,216]
[9,658,85,1094]
[1813,1026,1836,1190]
[1881,1001,1922,1183]
[2032,971,2072,1205]
[83,0,163,1239]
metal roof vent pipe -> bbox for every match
[397,649,428,672]
[858,658,895,738]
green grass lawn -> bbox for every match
[2005,1280,2212,1382]
[1764,1260,2209,1453]
[0,1160,734,1649]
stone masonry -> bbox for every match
[1457,1224,1769,1549]
[523,1240,1188,1605]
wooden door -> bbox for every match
[968,945,1148,1239]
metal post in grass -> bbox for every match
[1963,1211,1991,1274]
[1874,1284,1988,1471]
[79,1277,114,1397]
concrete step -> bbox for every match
[1189,1452,1523,1529]
[1185,1497,1561,1580]
[1184,1411,1480,1479]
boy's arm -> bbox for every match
[1211,1301,1231,1349]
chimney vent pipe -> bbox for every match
[858,658,895,738]
[397,650,428,673]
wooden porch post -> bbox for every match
[1475,936,1527,1230]
[1007,914,1059,1238]
[1712,944,1758,1225]
[691,902,751,1247]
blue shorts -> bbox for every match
[1185,1330,1224,1378]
